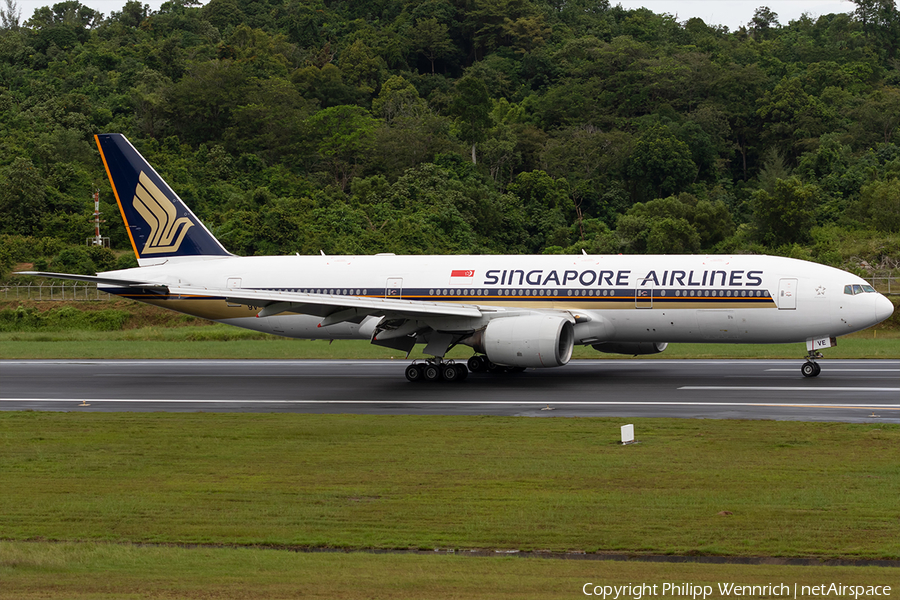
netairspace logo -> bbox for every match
[582,582,893,599]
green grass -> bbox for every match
[1,325,898,358]
[1,541,898,600]
[1,413,898,560]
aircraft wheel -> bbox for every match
[405,364,424,382]
[467,355,486,372]
[442,364,460,381]
[801,361,819,378]
[455,364,469,381]
[423,364,442,382]
[813,362,821,376]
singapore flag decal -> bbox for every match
[450,269,475,284]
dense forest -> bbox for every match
[0,0,899,280]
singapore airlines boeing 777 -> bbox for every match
[19,134,894,381]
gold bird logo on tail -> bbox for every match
[132,172,193,254]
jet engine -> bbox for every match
[467,315,575,368]
[592,342,668,356]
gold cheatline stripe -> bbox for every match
[95,135,140,260]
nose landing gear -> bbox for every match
[801,350,823,378]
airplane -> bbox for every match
[17,134,895,382]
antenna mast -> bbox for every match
[87,189,110,248]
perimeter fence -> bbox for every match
[1,282,113,301]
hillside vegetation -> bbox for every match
[1,0,899,279]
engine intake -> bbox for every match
[470,315,575,368]
[592,342,668,356]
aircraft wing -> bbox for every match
[15,271,483,322]
[165,285,484,324]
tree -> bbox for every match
[292,64,364,108]
[750,6,779,38]
[757,147,791,193]
[132,69,172,139]
[167,60,247,143]
[225,77,315,165]
[372,75,427,122]
[202,0,245,31]
[26,0,102,29]
[372,113,454,179]
[645,217,701,254]
[337,39,384,97]
[111,0,148,27]
[541,126,633,227]
[506,170,572,251]
[852,87,900,146]
[0,158,47,236]
[307,105,378,191]
[857,178,900,232]
[853,0,900,60]
[449,75,491,164]
[626,123,697,199]
[411,17,454,74]
[750,177,820,247]
[0,0,20,29]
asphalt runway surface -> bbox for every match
[1,359,898,422]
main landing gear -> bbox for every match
[404,356,528,382]
[801,350,823,378]
[405,359,468,383]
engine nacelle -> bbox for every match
[592,342,668,356]
[474,315,575,368]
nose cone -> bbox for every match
[875,294,894,324]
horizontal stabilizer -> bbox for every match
[14,271,166,288]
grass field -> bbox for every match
[2,413,898,558]
[1,414,899,598]
[1,541,897,599]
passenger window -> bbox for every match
[844,285,853,295]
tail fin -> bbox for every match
[95,133,230,262]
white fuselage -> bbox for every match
[101,253,893,347]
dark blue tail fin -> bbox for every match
[95,134,230,261]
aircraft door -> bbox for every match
[226,277,242,307]
[778,278,797,310]
[635,285,653,308]
[386,277,403,298]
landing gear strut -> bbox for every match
[801,350,823,378]
[405,359,468,383]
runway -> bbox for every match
[1,359,898,422]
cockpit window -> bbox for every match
[844,284,878,295]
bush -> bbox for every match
[0,306,131,332]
